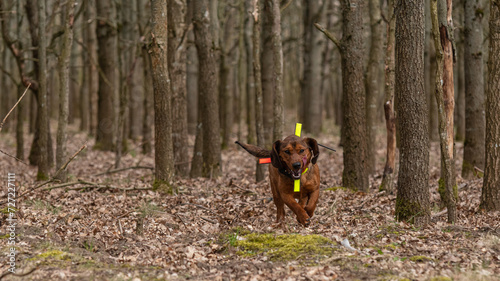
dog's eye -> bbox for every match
[284,150,291,155]
[299,149,305,153]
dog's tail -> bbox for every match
[235,141,271,158]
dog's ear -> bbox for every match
[271,140,283,169]
[305,138,319,164]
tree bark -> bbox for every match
[395,0,430,226]
[340,0,368,192]
[95,0,118,151]
[302,0,325,135]
[365,0,384,174]
[168,0,189,177]
[252,0,266,182]
[245,0,256,145]
[35,0,51,180]
[219,5,236,149]
[380,0,396,194]
[455,6,466,142]
[481,0,500,211]
[261,3,274,147]
[85,0,98,136]
[137,0,153,155]
[193,0,222,178]
[265,0,284,142]
[462,0,486,179]
[150,0,175,190]
[55,0,76,181]
[432,0,458,223]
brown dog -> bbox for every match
[235,135,320,226]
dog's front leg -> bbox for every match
[304,189,319,217]
[281,195,310,226]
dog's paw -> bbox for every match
[297,215,311,227]
[304,217,311,227]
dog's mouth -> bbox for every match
[291,170,302,179]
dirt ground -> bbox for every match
[0,124,499,281]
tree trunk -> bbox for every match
[365,0,384,174]
[340,0,368,192]
[193,0,222,178]
[265,0,284,142]
[16,85,25,160]
[380,0,396,194]
[55,0,76,181]
[150,0,175,190]
[261,4,274,147]
[85,0,98,136]
[302,0,325,135]
[252,0,266,182]
[432,0,458,223]
[137,0,153,155]
[116,0,138,168]
[35,0,51,180]
[462,0,486,179]
[168,0,189,177]
[245,0,256,145]
[454,5,466,142]
[219,6,236,149]
[95,0,118,151]
[395,0,430,226]
[481,0,500,211]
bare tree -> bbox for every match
[55,0,76,181]
[340,0,368,192]
[193,0,222,178]
[150,0,175,190]
[365,0,384,174]
[395,0,430,226]
[35,0,51,180]
[481,0,500,211]
[302,0,326,135]
[95,0,118,151]
[252,0,266,182]
[431,0,458,223]
[462,0,486,179]
[265,0,284,142]
[168,0,189,176]
[380,0,396,193]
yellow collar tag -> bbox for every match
[295,123,302,137]
[294,168,308,192]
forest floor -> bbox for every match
[0,122,499,281]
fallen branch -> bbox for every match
[45,179,152,192]
[54,143,88,178]
[0,266,38,280]
[0,147,28,165]
[16,144,87,200]
[94,165,154,177]
[0,83,30,132]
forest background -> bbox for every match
[0,0,499,280]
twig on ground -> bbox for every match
[201,216,218,224]
[16,143,87,200]
[54,143,87,178]
[0,83,30,132]
[0,266,38,280]
[0,147,28,165]
[45,179,152,192]
[94,165,154,177]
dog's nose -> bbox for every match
[292,162,301,170]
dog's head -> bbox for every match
[271,135,319,179]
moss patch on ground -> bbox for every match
[234,233,337,263]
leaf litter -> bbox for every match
[0,125,499,281]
